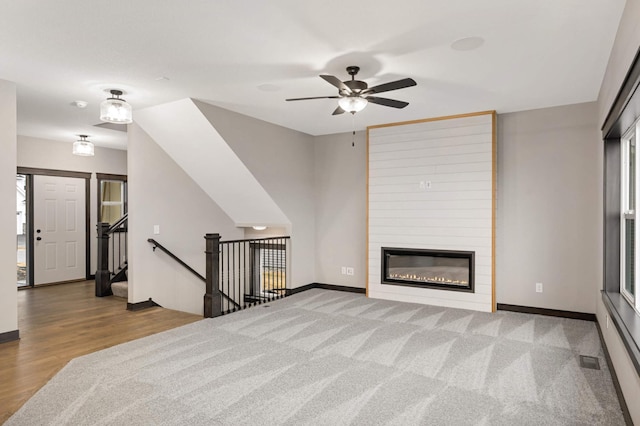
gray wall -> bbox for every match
[17,135,128,275]
[597,0,640,126]
[313,104,602,315]
[595,0,640,421]
[497,103,600,313]
[0,80,17,335]
[195,101,317,288]
[127,123,243,314]
[314,131,367,287]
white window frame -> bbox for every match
[621,120,640,315]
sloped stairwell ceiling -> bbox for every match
[134,98,290,227]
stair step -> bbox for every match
[111,281,128,298]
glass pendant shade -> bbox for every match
[338,96,368,113]
[73,136,94,156]
[100,90,133,124]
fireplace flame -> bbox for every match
[388,272,468,286]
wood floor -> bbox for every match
[0,281,201,423]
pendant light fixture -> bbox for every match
[100,89,133,124]
[73,135,95,156]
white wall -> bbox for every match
[17,135,127,274]
[368,113,494,312]
[314,131,367,287]
[596,0,640,421]
[194,101,317,289]
[497,102,600,314]
[135,99,289,228]
[0,79,17,336]
[128,123,243,314]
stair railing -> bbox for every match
[217,235,290,315]
[96,213,128,297]
[147,233,290,318]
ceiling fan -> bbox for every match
[286,66,417,115]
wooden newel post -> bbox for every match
[204,233,222,318]
[96,222,112,297]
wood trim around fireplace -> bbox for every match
[367,110,497,130]
[366,110,497,311]
[366,126,371,298]
[491,111,497,312]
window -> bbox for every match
[603,44,640,377]
[97,174,127,225]
[621,120,640,314]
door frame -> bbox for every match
[18,167,92,285]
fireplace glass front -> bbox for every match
[381,247,474,292]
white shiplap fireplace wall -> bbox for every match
[367,111,496,312]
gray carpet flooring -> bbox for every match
[8,289,625,425]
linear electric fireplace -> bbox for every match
[381,247,475,292]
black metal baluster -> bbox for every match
[270,238,274,301]
[124,224,127,268]
[220,244,224,314]
[243,241,245,305]
[227,243,231,313]
[118,231,121,270]
[279,237,282,297]
[225,244,229,314]
[237,241,241,310]
[222,244,229,313]
[109,234,112,275]
[231,242,234,312]
[241,241,245,309]
[232,243,236,312]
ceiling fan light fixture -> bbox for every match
[338,96,368,113]
[73,135,94,156]
[100,89,133,124]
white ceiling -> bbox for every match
[0,0,627,150]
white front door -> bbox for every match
[33,175,86,285]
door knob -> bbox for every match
[36,237,42,241]
[36,229,41,233]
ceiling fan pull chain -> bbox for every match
[351,114,355,147]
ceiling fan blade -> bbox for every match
[320,75,351,94]
[366,96,409,109]
[286,96,340,101]
[363,78,417,95]
[332,106,345,115]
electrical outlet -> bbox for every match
[341,267,347,275]
[346,267,354,276]
[535,282,543,293]
[418,181,432,191]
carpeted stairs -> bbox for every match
[111,281,128,298]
